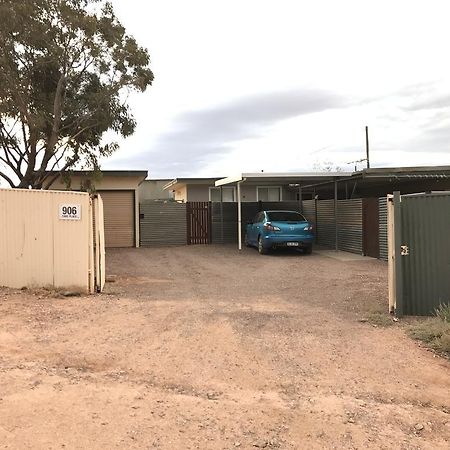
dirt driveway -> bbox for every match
[0,245,449,449]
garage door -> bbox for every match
[98,191,135,248]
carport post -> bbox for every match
[334,180,338,251]
[237,181,242,250]
[298,186,303,213]
[220,186,224,243]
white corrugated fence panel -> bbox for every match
[0,188,91,292]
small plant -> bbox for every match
[366,311,394,327]
[408,303,450,357]
[435,303,450,323]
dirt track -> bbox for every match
[0,245,449,449]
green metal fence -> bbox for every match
[393,192,450,316]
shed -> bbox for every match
[50,170,147,248]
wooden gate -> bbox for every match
[187,201,212,244]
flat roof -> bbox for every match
[164,177,223,190]
[215,166,450,188]
[215,172,353,187]
[47,170,148,178]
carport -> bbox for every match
[215,172,352,250]
[215,166,450,255]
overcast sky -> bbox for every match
[103,0,450,178]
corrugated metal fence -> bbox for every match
[139,198,384,258]
[316,200,336,248]
[391,192,450,315]
[211,202,237,244]
[337,199,362,254]
[378,197,388,261]
[0,188,104,293]
[301,198,387,256]
[302,199,316,228]
[140,201,187,246]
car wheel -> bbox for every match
[258,237,268,254]
[303,245,312,255]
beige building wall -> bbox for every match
[50,173,144,247]
[173,184,187,202]
[0,189,92,292]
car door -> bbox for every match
[248,212,262,244]
[252,212,264,244]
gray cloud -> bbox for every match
[396,82,450,111]
[121,89,349,177]
[406,122,450,153]
[404,94,450,111]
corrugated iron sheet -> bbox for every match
[378,197,388,261]
[316,199,336,248]
[0,188,92,292]
[301,200,316,226]
[400,193,450,315]
[337,199,362,254]
[140,201,187,246]
[212,202,238,244]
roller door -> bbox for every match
[98,190,135,248]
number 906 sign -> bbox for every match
[59,204,81,220]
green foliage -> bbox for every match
[0,0,153,188]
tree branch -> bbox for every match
[0,170,15,188]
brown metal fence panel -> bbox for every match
[187,201,212,245]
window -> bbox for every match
[257,186,282,202]
[209,187,235,202]
[266,211,306,222]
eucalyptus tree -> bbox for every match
[0,0,153,188]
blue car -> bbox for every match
[245,210,314,255]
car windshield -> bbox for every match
[266,211,306,222]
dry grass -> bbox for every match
[366,311,394,327]
[408,303,450,357]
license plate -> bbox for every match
[287,242,299,247]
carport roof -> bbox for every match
[215,172,352,187]
[164,177,223,190]
[215,166,450,188]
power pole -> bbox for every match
[365,125,370,168]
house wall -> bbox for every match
[50,174,143,247]
[139,180,173,201]
[174,184,188,202]
[171,183,299,202]
[187,184,211,201]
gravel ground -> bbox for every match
[0,245,449,449]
